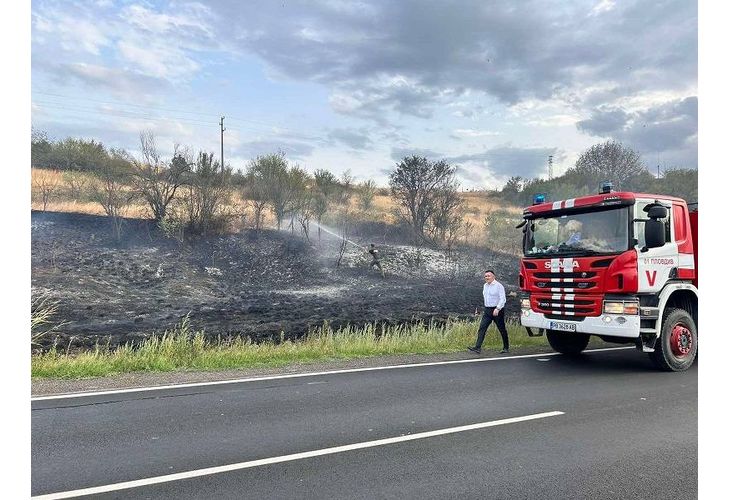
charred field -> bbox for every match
[31,210,520,350]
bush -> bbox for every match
[180,152,234,236]
[482,209,522,254]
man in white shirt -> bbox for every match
[468,269,510,354]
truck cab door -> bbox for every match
[635,199,678,293]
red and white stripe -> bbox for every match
[550,199,576,211]
[548,259,577,313]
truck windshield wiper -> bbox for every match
[553,248,603,256]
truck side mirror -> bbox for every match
[644,219,666,248]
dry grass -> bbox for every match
[30,168,521,245]
[31,316,545,379]
[350,189,521,228]
[31,168,66,185]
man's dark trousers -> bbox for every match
[475,307,509,350]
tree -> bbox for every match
[31,129,53,168]
[90,149,136,241]
[656,168,698,203]
[53,138,108,171]
[295,188,316,242]
[314,169,338,199]
[389,155,461,243]
[571,140,648,191]
[245,153,288,231]
[62,171,90,201]
[244,170,268,233]
[429,187,464,244]
[182,152,232,235]
[313,169,338,240]
[482,208,522,254]
[357,179,378,212]
[500,176,523,204]
[30,132,122,172]
[270,169,293,230]
[286,165,311,234]
[32,169,60,211]
[131,131,190,222]
[338,169,354,207]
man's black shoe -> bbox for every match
[499,349,510,354]
[467,346,481,354]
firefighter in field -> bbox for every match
[368,243,385,277]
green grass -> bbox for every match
[31,316,549,379]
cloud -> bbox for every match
[234,139,314,160]
[454,166,486,185]
[448,146,559,179]
[33,9,109,55]
[450,128,501,140]
[32,0,222,91]
[589,0,616,16]
[576,108,630,136]
[30,0,697,180]
[577,96,697,167]
[327,128,373,150]
[117,40,201,80]
[386,144,557,182]
[121,3,215,40]
[207,0,695,121]
[37,61,171,99]
[390,146,445,162]
[329,77,455,122]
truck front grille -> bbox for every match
[531,293,602,317]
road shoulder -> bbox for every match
[32,346,563,397]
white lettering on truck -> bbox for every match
[544,260,580,269]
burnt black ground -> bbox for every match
[31,211,519,349]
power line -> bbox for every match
[33,89,222,119]
[32,100,314,138]
[32,88,323,138]
[33,101,219,127]
[32,99,330,144]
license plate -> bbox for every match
[550,321,577,332]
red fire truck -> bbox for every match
[518,183,698,371]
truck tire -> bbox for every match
[546,330,590,355]
[649,308,697,372]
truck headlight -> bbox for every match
[520,298,531,309]
[603,300,639,315]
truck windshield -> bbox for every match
[524,207,630,257]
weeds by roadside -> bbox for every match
[31,294,66,346]
[31,316,547,379]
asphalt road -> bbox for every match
[31,348,697,499]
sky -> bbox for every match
[30,0,698,189]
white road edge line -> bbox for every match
[32,410,564,499]
[32,347,634,401]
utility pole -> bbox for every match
[219,116,226,168]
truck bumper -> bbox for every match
[520,310,640,339]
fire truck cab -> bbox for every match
[518,183,698,371]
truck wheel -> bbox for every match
[546,330,590,355]
[649,308,697,372]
